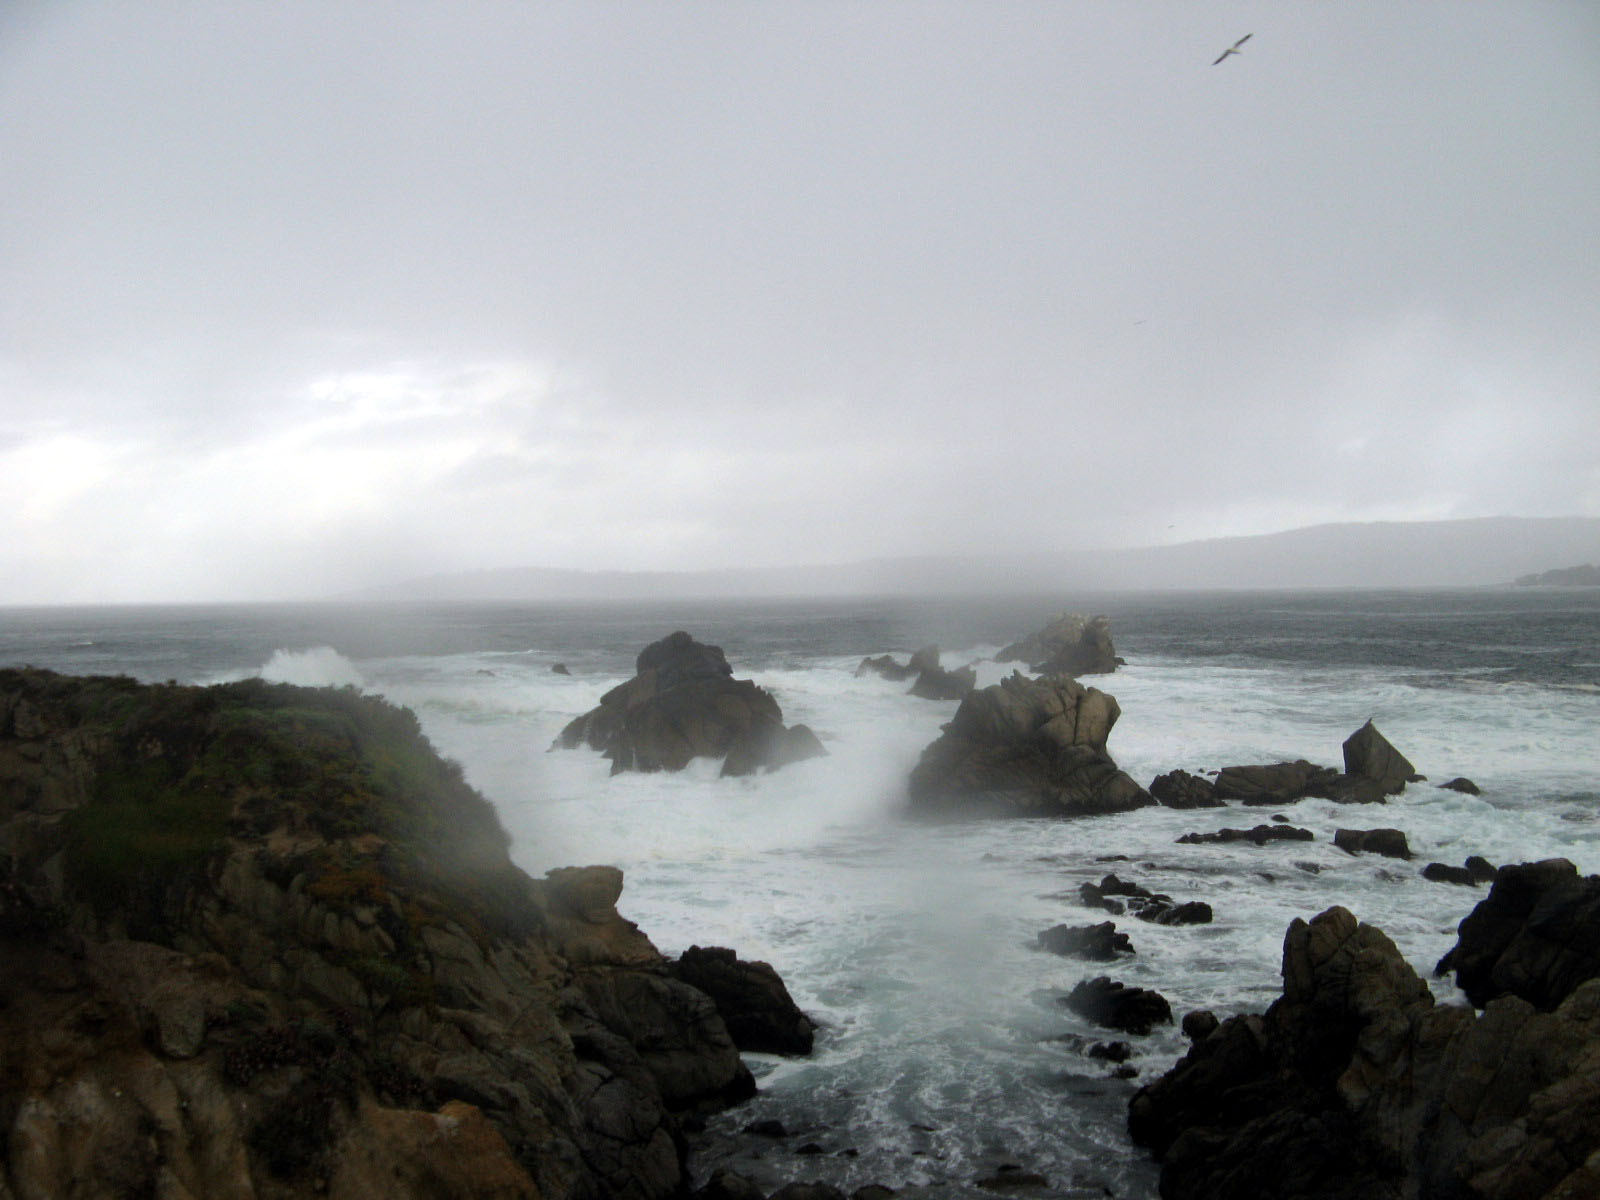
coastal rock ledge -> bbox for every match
[0,667,812,1200]
[906,672,1152,817]
[1128,895,1600,1200]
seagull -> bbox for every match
[1212,33,1252,65]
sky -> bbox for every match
[2,1,1597,603]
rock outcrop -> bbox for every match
[905,673,1152,818]
[1080,874,1213,925]
[1065,976,1173,1035]
[1128,902,1600,1200]
[1149,769,1222,809]
[553,632,826,777]
[1035,921,1134,961]
[1435,858,1600,1011]
[0,667,806,1200]
[668,947,817,1056]
[1333,827,1412,859]
[1341,720,1419,795]
[1421,856,1497,887]
[996,612,1120,676]
[1177,823,1314,847]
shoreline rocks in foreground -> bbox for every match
[0,667,816,1200]
[554,630,826,776]
[1128,861,1600,1200]
[906,672,1153,818]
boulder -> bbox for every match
[1149,769,1223,809]
[668,946,817,1055]
[1341,721,1419,795]
[1064,976,1173,1035]
[1435,858,1600,1011]
[1079,874,1213,925]
[1177,824,1314,847]
[908,664,976,701]
[1439,777,1481,795]
[855,654,917,682]
[552,663,571,675]
[1035,921,1134,961]
[1333,828,1413,860]
[906,673,1152,818]
[1129,904,1600,1200]
[554,631,825,776]
[997,612,1120,676]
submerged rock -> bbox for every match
[0,667,784,1200]
[996,612,1121,676]
[1435,857,1600,1010]
[1035,921,1134,961]
[554,631,826,776]
[1177,824,1314,846]
[1079,874,1214,925]
[1129,903,1600,1200]
[1439,776,1482,795]
[906,673,1152,818]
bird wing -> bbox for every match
[1212,49,1230,65]
[1235,33,1252,48]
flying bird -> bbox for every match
[1212,33,1252,65]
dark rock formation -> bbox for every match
[996,612,1120,676]
[1342,720,1419,795]
[554,631,826,776]
[1129,904,1600,1200]
[908,644,942,673]
[1064,976,1173,1035]
[1079,874,1214,925]
[906,673,1152,818]
[855,655,916,681]
[0,667,789,1200]
[1035,921,1134,960]
[552,662,571,675]
[1439,777,1481,795]
[1424,856,1499,889]
[668,946,817,1055]
[908,664,977,701]
[1177,824,1315,847]
[1149,769,1222,808]
[1212,760,1342,804]
[1333,827,1413,860]
[1181,1010,1218,1042]
[1435,858,1600,1011]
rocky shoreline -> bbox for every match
[5,606,1598,1200]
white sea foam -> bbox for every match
[257,645,366,689]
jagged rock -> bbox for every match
[1129,904,1600,1200]
[668,946,817,1055]
[1177,824,1314,846]
[1079,874,1214,925]
[997,612,1120,676]
[1435,858,1600,1011]
[1333,828,1413,860]
[906,673,1152,818]
[908,645,942,673]
[1035,921,1134,961]
[1064,976,1173,1035]
[1342,721,1419,795]
[0,667,784,1200]
[552,663,571,675]
[1439,777,1481,795]
[908,665,976,701]
[1149,769,1222,808]
[553,631,824,776]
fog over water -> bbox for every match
[2,3,1598,603]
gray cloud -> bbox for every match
[1,2,1597,601]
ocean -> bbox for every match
[4,588,1598,1198]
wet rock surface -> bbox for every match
[1177,824,1315,847]
[997,612,1121,677]
[1333,827,1413,859]
[1129,900,1600,1200]
[669,946,818,1055]
[1035,921,1135,961]
[1065,976,1174,1035]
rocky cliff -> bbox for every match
[0,667,795,1200]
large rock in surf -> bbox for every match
[1128,903,1600,1200]
[1211,759,1343,804]
[668,946,818,1056]
[906,672,1153,817]
[1149,769,1223,808]
[1342,719,1419,795]
[996,612,1121,676]
[554,631,825,776]
[1435,858,1600,1011]
[0,667,791,1200]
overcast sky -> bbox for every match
[2,2,1597,603]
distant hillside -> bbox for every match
[1514,563,1600,587]
[349,517,1600,600]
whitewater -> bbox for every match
[4,590,1597,1198]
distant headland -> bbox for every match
[1514,563,1600,587]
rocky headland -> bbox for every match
[553,632,825,776]
[996,612,1121,677]
[0,667,815,1200]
